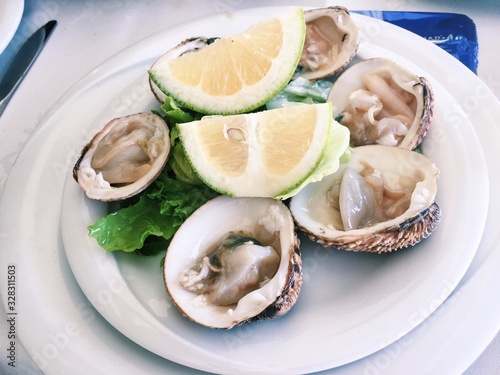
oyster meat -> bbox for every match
[289,145,441,253]
[73,113,170,201]
[164,196,302,329]
[296,6,359,80]
[328,58,434,150]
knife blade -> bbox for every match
[0,20,57,117]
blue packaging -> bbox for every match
[355,11,479,73]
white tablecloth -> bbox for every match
[1,0,499,374]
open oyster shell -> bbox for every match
[73,113,170,201]
[328,58,434,150]
[289,145,441,253]
[164,196,302,329]
[295,6,360,80]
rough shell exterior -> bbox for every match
[412,76,434,149]
[296,203,441,254]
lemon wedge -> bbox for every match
[177,103,350,199]
[149,8,306,115]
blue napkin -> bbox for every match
[355,11,479,73]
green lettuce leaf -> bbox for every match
[88,194,174,253]
[168,126,202,185]
[266,77,333,109]
[160,96,195,124]
[88,170,218,253]
[155,97,204,185]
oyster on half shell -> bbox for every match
[289,145,441,253]
[328,58,434,150]
[295,6,360,80]
[164,196,302,329]
[73,113,170,201]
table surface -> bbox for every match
[0,0,499,374]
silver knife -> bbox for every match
[0,20,57,117]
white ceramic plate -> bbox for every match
[59,8,488,374]
[0,0,24,55]
[0,8,495,375]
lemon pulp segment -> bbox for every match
[259,108,316,175]
[169,18,283,96]
[196,116,249,177]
